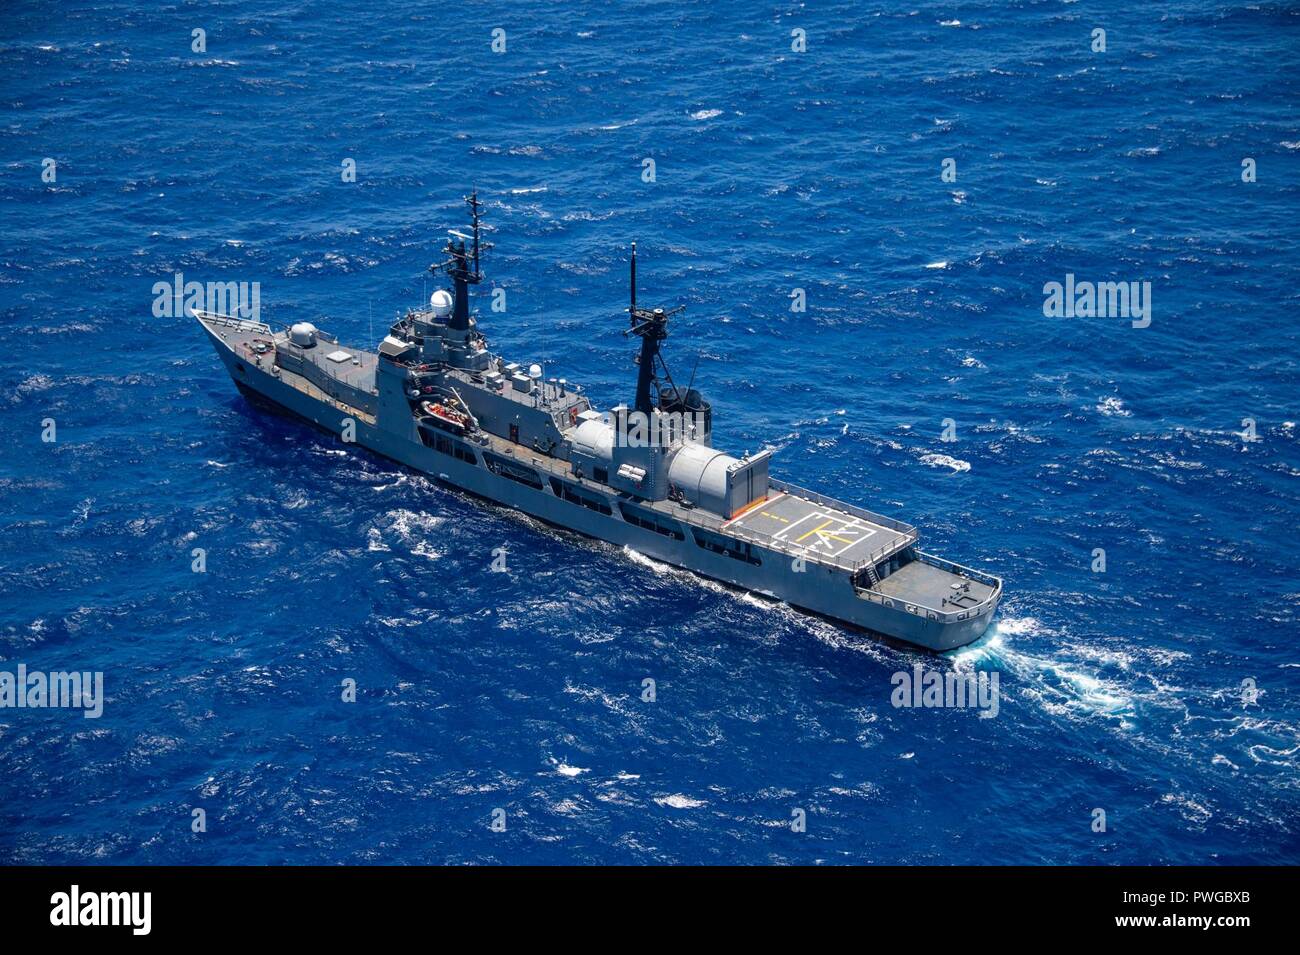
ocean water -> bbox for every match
[1,0,1298,865]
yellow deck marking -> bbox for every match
[796,519,834,543]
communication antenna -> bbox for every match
[469,186,482,276]
[429,189,492,331]
[685,350,702,394]
[623,243,686,415]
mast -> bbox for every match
[470,188,482,277]
[430,190,490,331]
[624,244,684,415]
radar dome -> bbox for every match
[430,289,453,318]
[289,322,318,346]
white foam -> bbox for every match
[920,452,970,472]
[1096,396,1131,417]
[970,618,1139,720]
[996,616,1041,636]
[622,546,672,574]
[655,794,705,809]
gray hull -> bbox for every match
[203,318,1000,652]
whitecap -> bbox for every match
[1096,396,1131,417]
[920,452,970,472]
[655,794,705,809]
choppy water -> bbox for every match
[1,0,1298,864]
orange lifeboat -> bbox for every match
[420,400,471,434]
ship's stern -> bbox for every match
[854,551,1002,652]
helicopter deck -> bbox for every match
[722,490,912,568]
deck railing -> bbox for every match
[768,478,916,535]
[193,309,271,335]
[648,494,914,574]
[854,551,1003,625]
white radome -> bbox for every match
[430,289,453,318]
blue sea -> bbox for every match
[1,0,1298,865]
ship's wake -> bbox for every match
[956,614,1300,784]
[955,616,1139,724]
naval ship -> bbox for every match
[196,193,1001,651]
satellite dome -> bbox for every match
[429,289,453,318]
[289,322,318,346]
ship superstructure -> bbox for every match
[196,193,1001,651]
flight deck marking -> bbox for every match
[795,519,836,543]
[775,511,877,557]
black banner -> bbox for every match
[0,866,1279,939]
